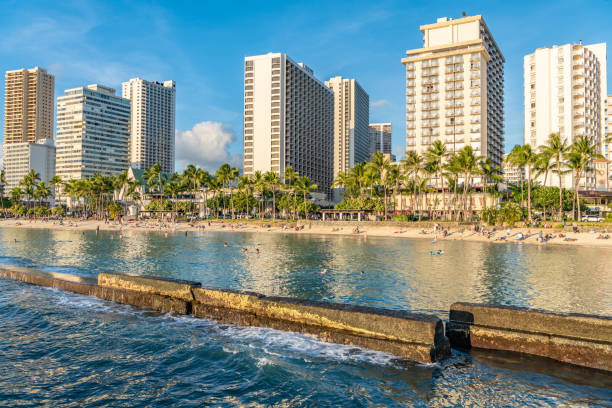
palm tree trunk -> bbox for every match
[558,162,563,221]
[527,167,532,222]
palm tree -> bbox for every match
[228,167,239,218]
[444,153,462,219]
[144,164,166,217]
[384,166,402,216]
[215,163,232,217]
[283,166,298,219]
[0,170,5,215]
[543,133,569,220]
[535,149,554,187]
[521,145,538,221]
[568,135,603,221]
[425,140,448,219]
[207,177,222,217]
[264,171,281,219]
[236,175,254,217]
[252,171,266,218]
[295,176,317,219]
[49,175,62,204]
[506,145,526,205]
[479,157,502,213]
[402,151,423,216]
[456,146,481,219]
[10,187,23,210]
[164,181,183,220]
[182,164,198,215]
[369,151,391,218]
[34,181,51,209]
[196,169,211,217]
[126,179,143,213]
[20,170,41,210]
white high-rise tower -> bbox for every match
[122,78,176,173]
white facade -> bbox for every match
[122,78,176,173]
[402,15,505,171]
[243,53,334,194]
[324,76,370,179]
[523,43,607,189]
[605,95,612,160]
[369,123,392,157]
[56,84,130,180]
[502,153,524,186]
[4,139,55,191]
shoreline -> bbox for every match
[1,218,611,248]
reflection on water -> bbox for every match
[1,227,610,318]
[0,227,611,407]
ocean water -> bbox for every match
[0,227,610,407]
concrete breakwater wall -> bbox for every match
[0,266,450,364]
[447,302,612,372]
[1,265,610,370]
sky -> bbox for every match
[0,0,611,172]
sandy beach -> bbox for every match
[2,218,612,248]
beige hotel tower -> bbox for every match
[524,43,607,189]
[402,15,505,169]
[324,76,370,180]
[243,53,334,195]
[3,67,56,191]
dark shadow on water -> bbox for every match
[467,348,612,389]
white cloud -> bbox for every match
[370,99,389,108]
[175,122,242,172]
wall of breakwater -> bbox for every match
[0,264,610,371]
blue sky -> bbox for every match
[1,0,610,171]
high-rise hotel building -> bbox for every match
[605,95,612,160]
[4,67,55,191]
[369,123,393,157]
[523,43,607,189]
[56,85,130,180]
[4,67,54,144]
[324,76,370,179]
[122,78,176,173]
[402,15,505,169]
[243,53,334,194]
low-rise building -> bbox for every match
[502,153,524,185]
[3,138,55,192]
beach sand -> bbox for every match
[2,218,612,248]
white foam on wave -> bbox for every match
[24,286,413,369]
[166,313,402,368]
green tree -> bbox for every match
[295,176,318,219]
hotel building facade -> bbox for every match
[523,43,607,189]
[324,76,370,179]
[401,15,505,172]
[605,95,612,161]
[3,139,56,192]
[56,85,130,180]
[368,123,393,158]
[122,78,176,173]
[4,67,55,192]
[243,53,334,195]
[4,67,54,144]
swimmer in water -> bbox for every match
[224,242,228,247]
[164,232,168,238]
[321,268,327,274]
[360,271,365,275]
